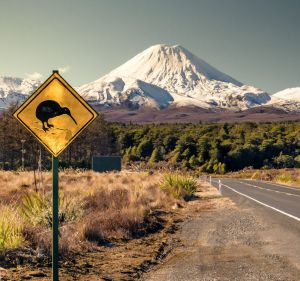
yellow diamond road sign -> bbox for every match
[13,71,98,157]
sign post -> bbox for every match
[13,70,98,280]
[52,156,59,281]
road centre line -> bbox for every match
[238,181,300,198]
[245,179,300,191]
[211,179,300,222]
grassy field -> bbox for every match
[0,170,198,258]
[3,167,297,279]
[0,169,226,280]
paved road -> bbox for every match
[143,179,300,281]
[211,178,300,221]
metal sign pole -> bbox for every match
[13,70,98,281]
[52,156,59,281]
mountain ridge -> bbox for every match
[1,44,299,117]
[0,76,40,109]
[266,87,300,113]
[78,44,270,110]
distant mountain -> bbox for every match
[0,76,40,109]
[79,75,174,110]
[78,44,271,110]
[267,87,300,112]
[273,87,300,102]
[2,44,299,120]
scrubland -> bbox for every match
[0,170,198,259]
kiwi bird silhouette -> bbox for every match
[36,100,77,132]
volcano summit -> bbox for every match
[78,44,270,110]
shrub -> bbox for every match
[23,224,80,256]
[160,173,197,200]
[84,188,130,211]
[18,191,51,226]
[0,206,24,252]
[82,207,145,243]
[274,153,295,168]
[18,191,83,227]
[149,148,161,163]
[294,155,300,168]
[274,173,293,184]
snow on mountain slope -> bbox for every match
[267,87,300,112]
[0,76,40,108]
[80,75,174,109]
[0,44,273,112]
[110,44,243,89]
[272,87,300,102]
[79,44,270,110]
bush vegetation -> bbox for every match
[160,173,197,200]
[117,122,299,173]
[0,170,195,255]
[18,191,82,227]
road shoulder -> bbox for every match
[142,182,300,281]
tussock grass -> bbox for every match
[0,170,185,256]
[80,172,174,243]
[18,191,51,226]
[82,207,146,243]
[22,224,81,256]
[0,206,24,252]
[161,173,197,200]
[18,191,83,227]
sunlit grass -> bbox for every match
[160,173,197,200]
[0,170,182,255]
[0,206,24,252]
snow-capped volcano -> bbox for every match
[267,87,300,112]
[79,44,270,110]
[79,75,174,109]
[272,87,300,102]
[109,44,243,89]
[0,76,40,109]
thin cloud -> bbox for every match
[25,72,43,80]
[58,66,71,74]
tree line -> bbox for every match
[1,106,299,173]
[114,121,300,173]
[0,106,119,170]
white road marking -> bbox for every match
[245,179,300,191]
[212,180,300,222]
[238,181,300,198]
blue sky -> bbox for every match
[1,0,299,93]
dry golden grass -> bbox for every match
[0,205,24,252]
[0,170,170,203]
[0,170,182,255]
